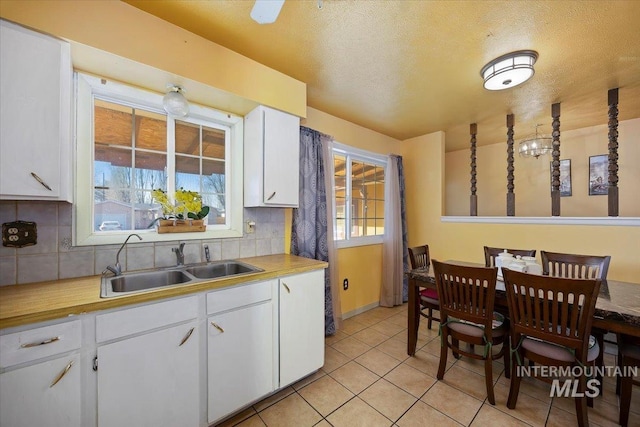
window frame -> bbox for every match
[74,72,244,246]
[331,142,387,249]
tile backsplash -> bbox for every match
[0,201,286,286]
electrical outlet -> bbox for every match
[246,221,256,234]
[343,278,349,290]
[2,220,37,248]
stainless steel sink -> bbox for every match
[184,261,261,279]
[101,260,263,298]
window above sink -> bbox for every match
[74,73,244,246]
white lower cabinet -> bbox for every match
[207,280,276,424]
[96,297,200,427]
[279,270,325,387]
[0,320,82,427]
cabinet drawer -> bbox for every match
[96,295,199,343]
[207,280,273,315]
[0,320,81,368]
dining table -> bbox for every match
[407,261,640,356]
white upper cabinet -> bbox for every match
[244,105,300,207]
[0,19,72,201]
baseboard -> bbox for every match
[341,301,380,320]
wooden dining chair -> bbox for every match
[484,246,537,267]
[616,333,640,427]
[408,245,439,330]
[540,250,612,392]
[432,260,508,405]
[502,269,601,427]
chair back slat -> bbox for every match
[503,269,601,354]
[541,251,611,280]
[409,245,430,269]
[433,260,497,331]
[484,246,537,267]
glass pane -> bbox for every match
[351,218,363,238]
[336,219,346,240]
[375,219,384,235]
[94,100,132,148]
[203,126,225,159]
[334,155,346,175]
[133,190,163,230]
[135,109,166,151]
[175,155,200,192]
[134,151,167,190]
[175,120,200,156]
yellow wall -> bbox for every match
[303,108,399,315]
[403,131,640,283]
[446,118,640,217]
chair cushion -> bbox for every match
[521,335,599,363]
[448,311,506,333]
[420,288,438,300]
[449,319,507,339]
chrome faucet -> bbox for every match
[105,233,142,276]
[172,243,186,266]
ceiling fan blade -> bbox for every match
[250,0,285,24]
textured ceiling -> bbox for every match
[123,0,640,151]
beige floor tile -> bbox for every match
[440,364,493,402]
[258,393,322,427]
[252,387,295,412]
[325,330,349,346]
[352,327,391,347]
[215,406,257,427]
[332,336,372,359]
[421,335,446,357]
[390,330,409,344]
[359,378,418,422]
[546,405,603,427]
[495,373,553,404]
[387,312,410,327]
[356,347,403,376]
[454,354,505,382]
[326,397,392,427]
[322,345,351,373]
[403,349,451,378]
[291,369,326,391]
[384,363,436,398]
[396,401,463,427]
[235,414,267,427]
[313,420,332,427]
[340,318,369,335]
[297,375,354,417]
[421,381,483,425]
[470,404,531,427]
[329,361,380,394]
[370,319,406,337]
[492,381,550,426]
[376,336,411,362]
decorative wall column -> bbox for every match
[550,103,561,216]
[506,114,515,216]
[608,88,619,217]
[470,123,478,216]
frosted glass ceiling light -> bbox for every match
[163,85,189,117]
[481,50,538,90]
[251,0,285,24]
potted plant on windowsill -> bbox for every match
[152,188,210,233]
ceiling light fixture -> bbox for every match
[251,0,285,24]
[163,85,189,117]
[481,50,538,90]
[518,124,553,159]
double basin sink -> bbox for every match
[101,260,263,298]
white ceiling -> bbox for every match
[123,0,640,151]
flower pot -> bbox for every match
[157,219,206,234]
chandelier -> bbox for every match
[518,124,553,159]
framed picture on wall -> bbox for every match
[550,159,572,197]
[589,154,609,196]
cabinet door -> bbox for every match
[0,20,71,200]
[279,270,325,387]
[262,106,300,206]
[97,321,199,427]
[208,301,274,424]
[0,354,81,427]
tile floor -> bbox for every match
[216,304,639,427]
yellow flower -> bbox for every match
[152,188,209,220]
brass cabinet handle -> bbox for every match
[267,191,276,200]
[30,172,53,191]
[50,360,74,388]
[21,336,60,348]
[282,283,290,293]
[211,322,224,333]
[179,327,195,346]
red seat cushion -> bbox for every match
[420,288,438,300]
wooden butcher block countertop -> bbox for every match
[0,254,327,329]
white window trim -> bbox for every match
[331,142,387,249]
[73,73,244,246]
